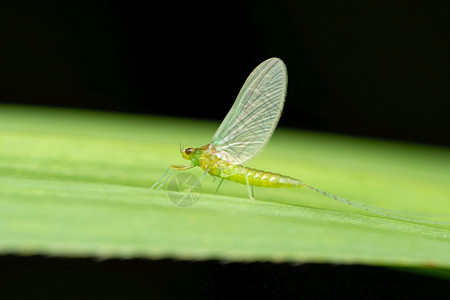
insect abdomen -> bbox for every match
[224,165,303,189]
[200,153,304,189]
[242,167,303,188]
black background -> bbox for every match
[1,256,449,299]
[1,1,449,297]
[1,0,449,145]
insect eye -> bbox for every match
[185,148,193,154]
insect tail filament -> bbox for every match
[304,184,450,225]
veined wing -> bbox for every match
[211,58,287,165]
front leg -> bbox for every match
[151,165,195,189]
[170,165,195,170]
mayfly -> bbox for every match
[152,58,449,225]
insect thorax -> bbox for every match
[198,148,240,178]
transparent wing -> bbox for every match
[211,58,287,165]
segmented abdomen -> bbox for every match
[199,153,303,188]
[231,165,303,188]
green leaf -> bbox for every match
[1,104,449,270]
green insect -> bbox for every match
[152,58,448,225]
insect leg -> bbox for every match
[151,167,171,189]
[155,169,175,190]
[170,165,195,170]
[151,165,194,189]
[214,179,224,194]
[245,172,255,200]
[186,168,209,193]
